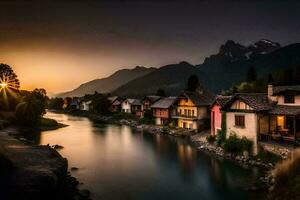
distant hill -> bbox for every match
[112,40,300,97]
[56,66,156,98]
[112,61,199,97]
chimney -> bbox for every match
[268,84,273,97]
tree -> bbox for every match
[15,88,48,125]
[246,65,257,82]
[156,88,166,96]
[187,74,200,92]
[91,94,111,114]
[48,97,64,110]
[0,64,21,110]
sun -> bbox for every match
[0,82,7,88]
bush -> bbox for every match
[139,117,154,125]
[216,129,226,146]
[241,136,253,152]
[223,134,243,153]
[256,150,282,165]
[206,135,216,144]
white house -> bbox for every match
[121,99,142,116]
[80,100,92,111]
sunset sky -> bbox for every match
[1,0,300,94]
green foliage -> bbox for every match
[15,88,47,125]
[256,150,282,164]
[216,129,226,146]
[221,112,226,132]
[139,117,154,125]
[0,120,9,130]
[223,78,267,95]
[223,133,253,154]
[143,109,153,119]
[223,134,243,153]
[206,135,216,144]
[241,136,253,152]
[91,94,111,114]
[48,97,64,110]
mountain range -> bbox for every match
[56,39,300,98]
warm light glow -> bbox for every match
[0,82,7,88]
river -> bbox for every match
[29,112,262,200]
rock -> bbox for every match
[71,167,79,171]
[52,144,64,150]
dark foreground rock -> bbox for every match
[0,130,91,200]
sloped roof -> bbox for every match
[269,105,300,116]
[151,97,177,109]
[126,98,142,105]
[108,96,119,102]
[211,95,232,108]
[112,100,121,106]
[273,85,300,95]
[179,90,214,106]
[223,93,274,111]
[142,95,162,103]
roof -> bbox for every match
[151,97,177,109]
[269,105,300,116]
[126,98,142,106]
[108,96,119,103]
[273,85,300,95]
[223,93,274,112]
[112,100,121,106]
[178,90,214,106]
[142,95,161,103]
[211,95,232,108]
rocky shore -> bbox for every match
[0,127,91,200]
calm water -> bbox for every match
[30,112,262,200]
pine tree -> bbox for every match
[246,65,257,82]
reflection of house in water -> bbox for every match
[177,143,197,172]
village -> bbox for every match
[61,81,300,158]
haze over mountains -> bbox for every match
[56,39,300,98]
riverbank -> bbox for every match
[0,127,91,200]
[62,110,294,192]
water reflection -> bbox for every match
[22,112,262,200]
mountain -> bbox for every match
[112,61,199,97]
[56,66,156,98]
[112,40,300,97]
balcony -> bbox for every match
[172,113,198,120]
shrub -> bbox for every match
[223,134,243,153]
[216,129,226,146]
[139,117,154,125]
[206,135,216,144]
[241,136,253,152]
[256,150,282,165]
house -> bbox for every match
[108,96,122,112]
[210,95,231,136]
[221,85,300,154]
[151,97,177,125]
[80,100,93,111]
[173,89,214,131]
[121,99,142,116]
[142,95,161,110]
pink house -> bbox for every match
[210,96,231,136]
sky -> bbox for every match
[0,0,300,94]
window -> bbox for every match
[284,95,295,104]
[235,115,245,127]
